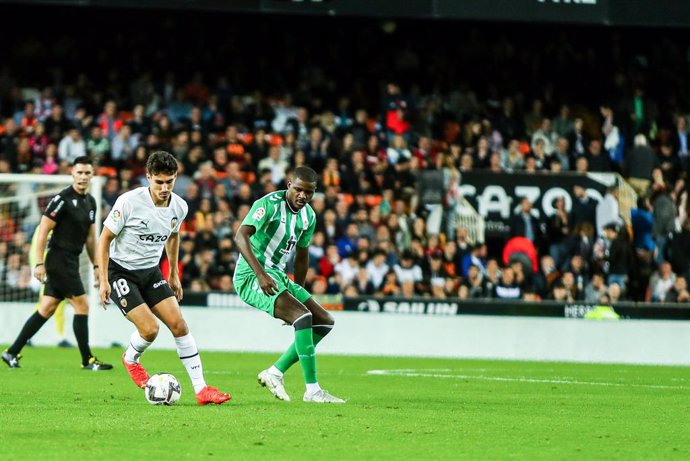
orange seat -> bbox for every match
[98,166,118,177]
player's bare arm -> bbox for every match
[235,224,279,296]
[294,246,309,287]
[33,215,57,284]
[165,231,183,301]
[97,226,117,306]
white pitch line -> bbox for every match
[366,369,690,390]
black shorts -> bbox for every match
[44,248,85,299]
[108,259,175,315]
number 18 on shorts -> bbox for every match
[108,260,175,315]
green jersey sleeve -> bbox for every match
[242,196,271,232]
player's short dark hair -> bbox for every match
[72,156,92,167]
[146,151,178,175]
[293,166,318,183]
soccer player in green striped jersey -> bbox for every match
[234,166,345,403]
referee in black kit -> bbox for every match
[2,156,112,370]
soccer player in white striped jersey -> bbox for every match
[234,166,345,403]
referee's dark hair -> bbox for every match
[146,151,178,176]
[73,156,93,167]
[293,166,318,183]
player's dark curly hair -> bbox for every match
[293,166,318,183]
[146,151,178,176]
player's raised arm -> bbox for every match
[97,226,117,306]
[165,231,183,301]
[235,224,278,296]
[33,215,57,284]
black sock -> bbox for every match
[73,314,92,365]
[8,312,48,355]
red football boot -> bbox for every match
[195,385,231,405]
[122,354,150,389]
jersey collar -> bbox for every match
[284,191,299,214]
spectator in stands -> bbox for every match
[43,104,71,141]
[381,269,402,296]
[531,118,557,155]
[651,183,677,265]
[458,264,487,300]
[57,127,86,166]
[552,137,571,171]
[547,280,573,302]
[623,134,659,198]
[492,266,521,300]
[97,100,123,142]
[334,252,359,290]
[365,248,389,291]
[568,117,588,158]
[460,243,487,278]
[595,186,620,237]
[584,272,608,304]
[665,218,690,282]
[534,255,561,298]
[597,222,633,292]
[501,139,525,172]
[510,197,543,244]
[546,196,571,268]
[665,276,690,303]
[393,250,424,295]
[351,264,376,295]
[647,261,676,302]
[671,115,689,169]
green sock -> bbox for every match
[294,327,317,384]
[275,332,325,374]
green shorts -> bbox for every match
[234,267,312,317]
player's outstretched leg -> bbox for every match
[71,295,112,371]
[122,305,158,388]
[152,298,230,405]
[122,331,153,388]
[260,298,335,401]
[274,292,344,404]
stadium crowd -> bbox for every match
[1,10,690,304]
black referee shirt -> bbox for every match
[43,186,97,254]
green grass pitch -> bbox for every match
[0,347,688,460]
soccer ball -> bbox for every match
[144,373,182,405]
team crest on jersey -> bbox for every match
[252,207,266,221]
[112,210,121,222]
[72,199,78,207]
[170,217,178,229]
[121,299,128,308]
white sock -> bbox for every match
[175,333,206,394]
[306,382,321,395]
[124,332,152,364]
[268,365,283,377]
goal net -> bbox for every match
[0,174,105,305]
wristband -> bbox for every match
[35,263,44,267]
[93,265,99,270]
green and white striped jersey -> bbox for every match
[234,190,316,278]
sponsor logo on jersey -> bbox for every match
[111,210,121,222]
[138,234,170,242]
[252,207,265,221]
[141,219,149,228]
[153,279,168,289]
[170,217,178,229]
[89,210,95,221]
[280,236,297,255]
